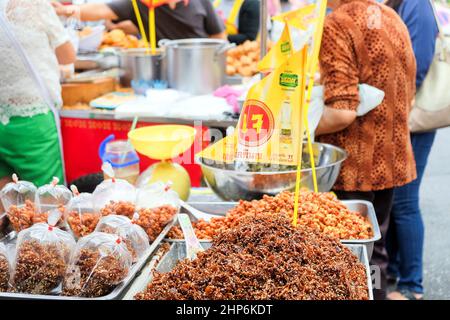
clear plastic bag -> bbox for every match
[0,174,37,232]
[34,177,72,227]
[92,172,137,219]
[66,186,99,239]
[136,181,180,210]
[0,243,10,292]
[134,182,179,242]
[10,212,76,294]
[95,215,149,263]
[62,232,132,298]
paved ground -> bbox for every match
[421,127,450,300]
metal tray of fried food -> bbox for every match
[0,216,178,300]
[167,201,381,260]
[135,242,374,300]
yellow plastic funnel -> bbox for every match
[128,125,196,160]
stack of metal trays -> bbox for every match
[166,200,381,260]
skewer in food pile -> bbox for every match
[168,190,373,241]
[137,214,369,300]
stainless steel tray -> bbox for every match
[136,242,373,300]
[169,200,381,260]
[0,216,178,300]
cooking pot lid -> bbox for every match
[159,38,228,49]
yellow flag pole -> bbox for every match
[293,47,308,227]
[149,5,157,54]
[131,0,150,54]
[303,0,328,193]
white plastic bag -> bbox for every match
[92,163,137,218]
[136,181,180,211]
[95,214,149,263]
[10,212,76,294]
[308,84,385,135]
[134,182,179,242]
[34,177,72,227]
[66,186,99,239]
[62,232,132,298]
[0,174,37,232]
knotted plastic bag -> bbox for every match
[95,214,149,263]
[66,186,99,239]
[10,212,76,294]
[134,182,179,242]
[0,174,37,232]
[62,232,132,298]
[34,177,72,227]
[92,163,137,218]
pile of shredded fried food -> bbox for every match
[168,190,373,240]
[137,214,369,300]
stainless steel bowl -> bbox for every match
[198,143,347,201]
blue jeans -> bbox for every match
[387,131,437,294]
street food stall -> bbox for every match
[0,0,379,301]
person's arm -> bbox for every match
[52,1,118,21]
[210,31,227,39]
[315,108,357,136]
[315,18,359,136]
[105,20,139,35]
[55,41,76,65]
[228,0,260,45]
[398,0,438,89]
[42,1,76,64]
[202,0,226,38]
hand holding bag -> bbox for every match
[409,0,450,132]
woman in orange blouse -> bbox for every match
[315,0,417,299]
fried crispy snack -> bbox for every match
[168,190,373,241]
[226,40,273,77]
[138,214,369,300]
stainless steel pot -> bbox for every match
[159,38,235,95]
[119,48,166,87]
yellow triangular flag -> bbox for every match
[199,47,309,167]
[257,23,293,73]
[197,134,237,163]
[236,47,308,166]
[306,0,328,75]
[272,4,318,30]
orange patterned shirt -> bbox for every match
[318,0,417,192]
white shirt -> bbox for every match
[0,0,69,125]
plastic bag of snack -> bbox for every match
[0,174,37,232]
[33,177,72,227]
[136,181,180,211]
[95,214,149,263]
[0,243,10,292]
[10,212,76,294]
[66,186,100,239]
[62,232,132,298]
[134,182,179,242]
[92,163,137,218]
